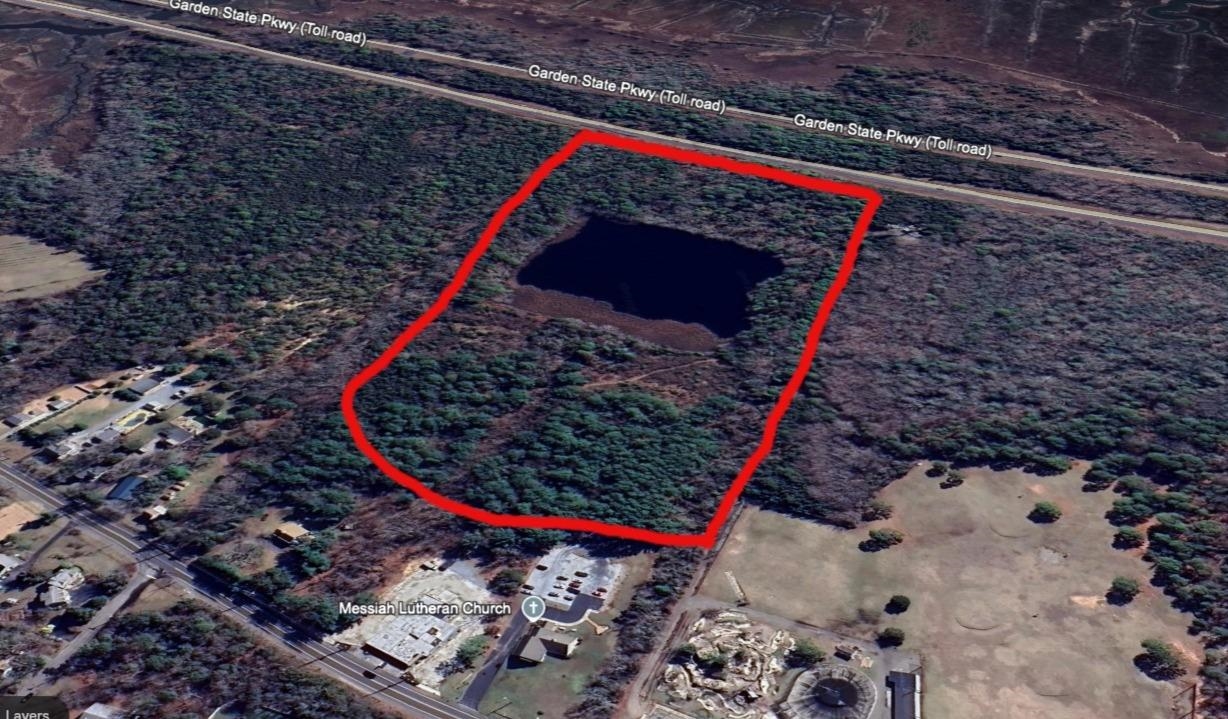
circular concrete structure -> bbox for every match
[780,664,877,719]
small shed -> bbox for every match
[272,522,310,544]
[887,670,922,719]
[140,505,168,522]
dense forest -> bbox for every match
[345,149,861,535]
[60,600,396,719]
[0,42,572,386]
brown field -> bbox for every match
[196,508,289,579]
[0,8,121,163]
[32,522,130,579]
[512,286,720,352]
[702,463,1199,719]
[0,235,102,302]
[0,500,39,540]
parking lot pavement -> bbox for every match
[524,545,623,613]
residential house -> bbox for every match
[45,440,80,461]
[106,476,144,501]
[2,414,29,428]
[0,553,22,578]
[41,566,84,607]
[128,377,160,396]
[157,425,194,448]
[93,427,122,444]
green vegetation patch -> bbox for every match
[63,601,395,718]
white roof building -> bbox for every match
[42,566,85,607]
[81,703,124,719]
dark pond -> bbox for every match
[516,217,784,338]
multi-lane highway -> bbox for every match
[56,0,1228,200]
[0,461,482,719]
[3,0,1228,243]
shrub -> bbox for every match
[488,568,525,596]
[1136,639,1183,680]
[877,627,906,647]
[786,638,826,668]
[1112,526,1145,549]
[455,636,488,668]
[1028,501,1062,523]
[696,652,728,676]
[885,595,911,614]
[672,643,698,664]
[871,528,904,546]
[1107,576,1141,604]
[862,500,894,521]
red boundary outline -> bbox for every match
[341,129,882,549]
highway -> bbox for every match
[4,0,1228,243]
[76,0,1228,199]
[0,461,483,719]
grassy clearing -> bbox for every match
[27,395,121,436]
[0,235,102,302]
[32,525,129,579]
[703,463,1198,719]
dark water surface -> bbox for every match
[516,217,783,338]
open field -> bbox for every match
[26,394,117,436]
[0,499,38,539]
[0,235,102,302]
[30,521,130,579]
[202,508,290,577]
[702,463,1198,719]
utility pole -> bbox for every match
[1173,682,1198,719]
